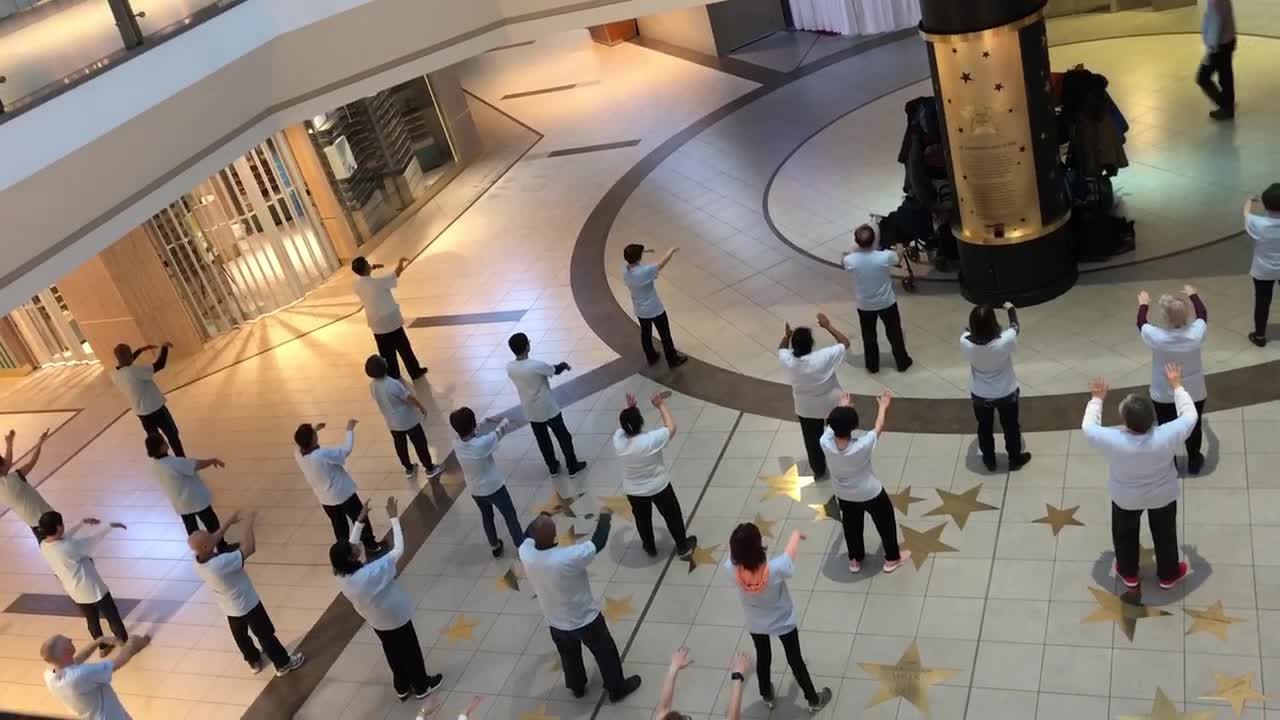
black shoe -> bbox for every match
[646,354,661,366]
[568,461,588,479]
[570,686,586,699]
[1009,452,1032,471]
[668,354,689,369]
[1250,332,1267,347]
[643,544,658,558]
[99,643,115,658]
[808,687,833,712]
[678,535,698,560]
[1209,108,1235,121]
[491,539,504,558]
[609,675,642,702]
[409,368,429,380]
[1188,453,1205,475]
[397,691,410,702]
[982,456,997,472]
[866,366,880,374]
[897,357,914,372]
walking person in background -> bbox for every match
[42,633,150,720]
[725,524,832,712]
[351,256,427,381]
[146,435,235,552]
[841,225,912,373]
[450,408,524,557]
[1197,0,1237,120]
[622,243,688,370]
[962,302,1031,472]
[506,332,587,484]
[653,647,754,720]
[366,355,443,480]
[294,420,386,554]
[779,313,852,479]
[1138,287,1209,474]
[38,512,130,654]
[1245,185,1280,346]
[1,428,54,540]
[111,341,184,456]
[614,391,697,559]
[332,497,443,701]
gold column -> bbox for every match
[282,124,360,261]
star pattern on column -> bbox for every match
[982,50,991,58]
[994,82,1004,92]
[961,72,974,84]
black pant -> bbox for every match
[549,613,626,696]
[1196,39,1236,112]
[374,327,424,380]
[627,483,690,554]
[638,312,680,366]
[138,406,184,457]
[375,621,431,696]
[530,414,579,473]
[180,506,230,552]
[474,486,524,548]
[1152,399,1206,460]
[79,594,128,643]
[751,628,818,704]
[972,391,1023,462]
[838,490,900,562]
[227,602,291,669]
[1112,500,1179,582]
[323,493,378,548]
[1253,278,1274,337]
[391,424,434,471]
[797,416,828,477]
[857,304,910,372]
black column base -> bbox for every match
[956,224,1076,307]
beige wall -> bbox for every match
[637,5,716,55]
[282,125,360,261]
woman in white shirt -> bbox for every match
[960,303,1030,472]
[1244,186,1280,346]
[331,496,442,701]
[37,511,130,654]
[822,391,907,574]
[613,392,696,559]
[778,314,852,479]
[1137,287,1208,474]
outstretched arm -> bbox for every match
[817,313,852,349]
[150,344,172,372]
[873,391,892,436]
[1184,285,1207,322]
[784,530,805,561]
[394,257,411,278]
[1003,302,1020,333]
[726,652,752,720]
[239,512,258,560]
[657,248,678,270]
[654,647,691,719]
[4,429,14,467]
[108,635,151,672]
[193,457,224,471]
[652,392,677,435]
[779,323,793,351]
[590,511,613,553]
[208,511,242,554]
[130,345,156,359]
[1136,291,1150,329]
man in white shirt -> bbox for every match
[1196,0,1236,120]
[1245,185,1280,346]
[506,332,586,481]
[613,391,696,559]
[111,341,184,457]
[145,435,235,552]
[519,512,642,703]
[450,408,524,558]
[191,511,305,676]
[778,313,852,479]
[293,420,386,554]
[1,427,54,540]
[365,355,444,480]
[1082,363,1196,590]
[622,243,688,369]
[841,225,912,373]
[42,633,150,720]
[38,511,130,652]
[351,256,426,381]
[1137,287,1208,474]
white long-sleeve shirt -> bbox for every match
[1082,386,1198,511]
[340,518,412,631]
[295,430,358,506]
[1141,321,1207,403]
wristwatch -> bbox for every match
[730,671,745,682]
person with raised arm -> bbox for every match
[450,407,524,558]
[779,313,852,479]
[841,224,912,374]
[622,243,688,369]
[351,256,427,381]
[1137,286,1208,474]
[506,332,587,483]
[293,419,386,554]
[37,511,130,654]
[1244,185,1280,346]
[614,391,696,559]
[146,435,235,552]
[365,354,444,481]
[961,302,1031,472]
[111,341,184,456]
[42,633,150,720]
[652,647,754,720]
[0,428,55,540]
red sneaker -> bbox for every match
[1158,561,1189,590]
[1114,563,1139,589]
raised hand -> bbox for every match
[792,530,807,543]
[1164,362,1183,389]
[838,392,852,408]
[1183,284,1197,297]
[878,389,893,409]
[1002,301,1015,310]
[109,522,128,530]
[816,313,831,329]
[37,428,50,444]
[345,418,359,431]
[1137,290,1150,306]
[358,498,372,523]
[625,393,638,409]
[82,517,101,526]
[385,496,399,519]
[730,650,753,674]
[1089,378,1108,400]
[669,645,693,671]
[210,458,226,468]
[650,392,666,408]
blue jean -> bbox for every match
[474,486,523,548]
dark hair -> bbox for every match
[854,224,876,248]
[144,435,168,459]
[350,256,370,275]
[293,423,316,450]
[37,510,63,539]
[660,713,692,720]
[450,407,477,438]
[826,405,860,439]
[729,522,766,571]
[364,355,388,379]
[329,541,362,576]
[966,305,1001,345]
[1263,183,1280,212]
[1120,394,1156,434]
[623,243,645,264]
[790,327,814,357]
[619,407,644,436]
[508,332,530,356]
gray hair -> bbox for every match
[1119,394,1155,434]
[1159,294,1188,328]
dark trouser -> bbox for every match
[391,424,434,471]
[626,483,690,554]
[180,506,230,552]
[638,312,680,366]
[857,304,911,372]
[1196,39,1236,112]
[323,493,378,549]
[227,602,291,669]
[138,406,184,457]
[751,628,818,704]
[374,327,424,381]
[549,613,626,696]
[838,490,900,562]
[1152,399,1206,460]
[374,621,431,696]
[530,413,579,473]
[1253,278,1274,337]
[78,594,128,643]
[972,390,1023,463]
[474,486,524,548]
[797,416,828,477]
[1112,500,1180,582]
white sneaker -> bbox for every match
[425,464,445,480]
[403,464,418,478]
[849,558,862,573]
[883,551,911,574]
[249,657,266,675]
[275,652,305,677]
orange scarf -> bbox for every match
[734,563,770,594]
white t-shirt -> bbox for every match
[148,457,212,515]
[778,345,845,418]
[820,428,882,502]
[369,377,423,432]
[1247,212,1280,281]
[960,328,1019,399]
[507,359,560,423]
[341,519,412,631]
[622,264,665,319]
[0,470,53,526]
[111,364,165,416]
[294,431,358,506]
[41,532,111,604]
[45,661,130,720]
[519,538,599,631]
[454,425,508,498]
[353,274,404,334]
[1082,387,1198,510]
[841,249,898,311]
[612,427,671,497]
[725,554,798,636]
[1141,320,1207,403]
[193,549,261,618]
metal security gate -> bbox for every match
[144,133,339,338]
[10,286,94,365]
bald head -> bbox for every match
[529,514,556,548]
[40,635,73,667]
[188,530,215,557]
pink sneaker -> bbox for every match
[883,551,910,574]
[849,558,862,574]
[1114,563,1139,589]
[1158,561,1189,590]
